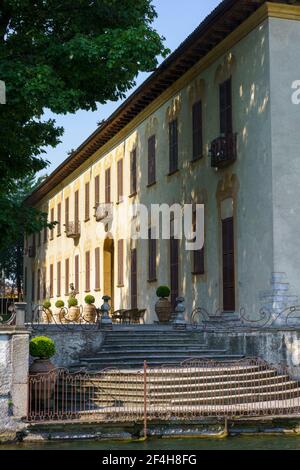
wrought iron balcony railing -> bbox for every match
[94,203,113,223]
[210,133,237,168]
[65,221,81,239]
[28,246,36,258]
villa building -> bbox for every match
[25,0,300,323]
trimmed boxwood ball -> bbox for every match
[85,295,95,305]
[55,300,64,308]
[43,300,51,309]
[68,297,78,307]
[30,336,55,359]
[156,286,171,298]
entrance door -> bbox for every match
[103,238,114,311]
[130,248,137,308]
[222,217,235,312]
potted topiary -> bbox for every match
[29,336,56,375]
[67,297,80,322]
[155,286,172,323]
[83,295,97,323]
[53,300,65,323]
[42,300,52,324]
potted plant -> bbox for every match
[29,336,56,375]
[67,297,80,322]
[155,286,172,323]
[53,300,65,323]
[42,300,52,324]
[83,295,97,323]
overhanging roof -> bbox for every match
[26,0,287,205]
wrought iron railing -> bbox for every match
[31,304,102,331]
[210,133,237,168]
[0,298,16,325]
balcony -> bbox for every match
[94,203,113,223]
[210,133,237,169]
[28,246,36,258]
[65,221,81,239]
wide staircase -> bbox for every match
[71,327,245,371]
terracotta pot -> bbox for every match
[53,307,64,324]
[29,358,56,375]
[68,306,80,322]
[41,308,52,324]
[83,304,97,323]
[155,298,172,323]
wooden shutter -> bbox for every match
[148,227,157,281]
[65,258,69,295]
[130,248,137,308]
[57,203,61,236]
[170,220,179,309]
[222,217,235,312]
[50,264,54,298]
[95,247,100,290]
[74,190,79,223]
[57,261,61,297]
[75,255,79,292]
[31,270,35,302]
[105,168,111,203]
[117,160,123,203]
[130,149,137,195]
[169,119,178,174]
[220,78,232,135]
[192,210,205,274]
[85,251,90,292]
[148,135,156,185]
[85,182,90,221]
[65,197,69,227]
[118,240,124,286]
[50,208,54,240]
[94,175,100,207]
[192,101,203,161]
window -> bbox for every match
[117,240,124,286]
[117,160,123,203]
[43,268,47,300]
[57,261,61,297]
[74,255,79,292]
[105,168,111,204]
[85,182,90,221]
[50,208,54,240]
[65,259,69,295]
[95,247,100,290]
[57,203,61,236]
[192,210,205,275]
[130,149,137,195]
[85,251,90,292]
[65,197,69,228]
[74,190,79,224]
[49,264,54,298]
[148,135,156,186]
[148,227,157,282]
[192,101,203,161]
[169,119,178,174]
[130,248,137,308]
[94,175,100,208]
[220,77,232,135]
[170,218,179,309]
[222,217,235,312]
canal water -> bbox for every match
[1,436,300,450]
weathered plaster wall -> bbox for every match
[30,325,105,368]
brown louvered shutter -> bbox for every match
[85,182,90,221]
[50,208,54,240]
[37,269,41,301]
[74,190,79,224]
[43,268,46,300]
[57,203,61,236]
[85,251,90,292]
[95,247,100,290]
[220,77,232,135]
[50,264,54,298]
[222,217,235,312]
[65,258,69,295]
[65,197,69,228]
[148,135,156,185]
[169,119,178,174]
[57,261,61,297]
[148,227,157,281]
[117,160,123,203]
[118,240,124,286]
[130,248,137,308]
[75,255,79,292]
[192,101,203,161]
[105,168,111,203]
[192,210,205,274]
[95,175,100,207]
[31,270,35,302]
[170,219,179,309]
[130,149,137,195]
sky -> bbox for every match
[42,0,221,176]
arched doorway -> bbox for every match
[103,238,114,311]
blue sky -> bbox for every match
[42,0,220,175]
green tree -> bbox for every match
[0,0,169,249]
